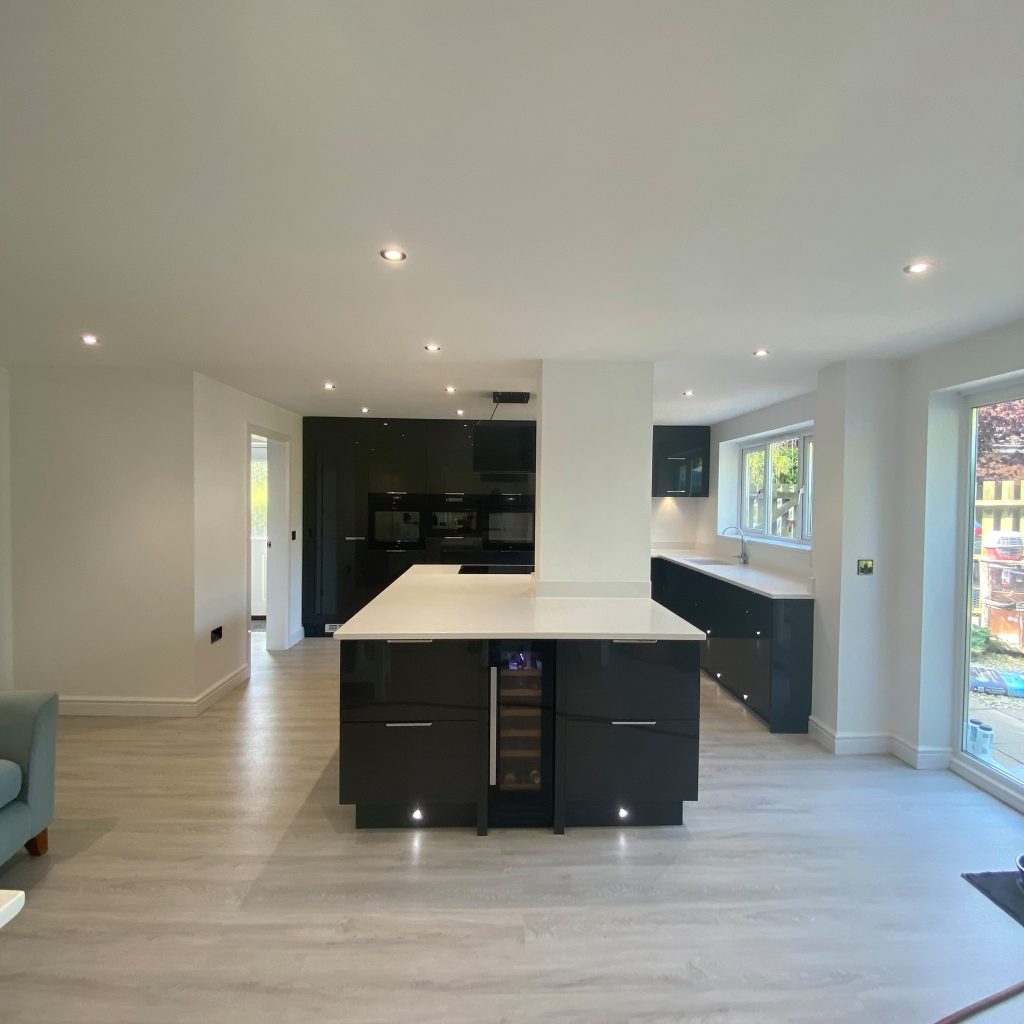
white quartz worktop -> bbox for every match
[334,564,705,641]
[654,550,815,600]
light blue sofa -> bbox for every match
[0,692,58,867]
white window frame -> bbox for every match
[738,430,814,546]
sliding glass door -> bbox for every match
[963,394,1024,784]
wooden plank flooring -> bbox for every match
[2,634,1024,1023]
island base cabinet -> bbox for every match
[340,720,481,812]
[563,720,697,826]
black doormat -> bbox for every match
[963,872,1024,928]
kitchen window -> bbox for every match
[739,431,813,544]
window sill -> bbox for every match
[719,532,810,552]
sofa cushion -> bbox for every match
[0,759,23,809]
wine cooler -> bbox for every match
[488,640,554,827]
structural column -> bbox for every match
[534,360,653,598]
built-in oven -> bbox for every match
[483,494,534,551]
[367,492,426,550]
[426,496,484,563]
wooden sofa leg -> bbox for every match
[25,828,48,857]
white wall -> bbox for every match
[536,360,653,597]
[809,361,899,751]
[651,496,699,549]
[193,373,302,697]
[9,367,196,703]
[891,318,1024,762]
[0,368,13,689]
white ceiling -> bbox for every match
[2,1,1023,424]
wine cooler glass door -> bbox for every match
[489,642,554,827]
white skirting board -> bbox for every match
[58,663,250,718]
[808,716,952,769]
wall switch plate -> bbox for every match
[210,626,223,643]
[857,559,874,576]
[325,623,341,633]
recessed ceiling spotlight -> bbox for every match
[903,260,934,275]
[424,342,441,352]
[753,348,770,357]
[323,381,336,391]
[444,386,457,393]
[456,409,464,416]
[380,247,406,262]
[683,389,695,397]
[617,807,630,819]
[81,333,99,346]
[361,406,369,414]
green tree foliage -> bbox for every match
[771,439,799,487]
[251,459,268,536]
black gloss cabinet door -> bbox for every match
[340,639,488,722]
[652,425,711,498]
[560,640,700,721]
[564,720,699,802]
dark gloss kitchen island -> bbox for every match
[335,564,705,834]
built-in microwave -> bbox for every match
[367,493,426,550]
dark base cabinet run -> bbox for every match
[339,637,701,833]
[651,557,813,733]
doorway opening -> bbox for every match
[250,436,269,635]
[248,430,291,656]
[962,392,1024,789]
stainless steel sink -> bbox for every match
[685,557,732,566]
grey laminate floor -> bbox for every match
[2,636,1023,1024]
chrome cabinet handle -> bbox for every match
[344,536,366,541]
[386,491,408,496]
[386,639,432,644]
[385,722,433,728]
[612,639,658,644]
[443,536,465,540]
[611,720,657,726]
[489,666,498,786]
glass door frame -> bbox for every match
[954,382,1024,800]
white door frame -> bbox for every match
[247,424,292,655]
[948,382,1024,813]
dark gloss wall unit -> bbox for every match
[339,637,700,833]
[652,425,711,498]
[651,557,813,733]
[303,417,535,636]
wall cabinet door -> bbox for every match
[364,419,428,493]
[652,426,710,497]
[426,420,479,494]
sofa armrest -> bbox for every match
[0,691,58,827]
